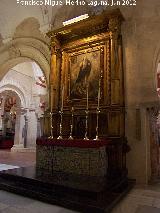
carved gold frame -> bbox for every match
[61,32,111,109]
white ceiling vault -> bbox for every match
[0,0,57,41]
[0,0,103,43]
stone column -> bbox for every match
[11,107,26,152]
[0,96,6,136]
[23,114,29,148]
[36,116,41,138]
[1,115,4,136]
[35,106,45,138]
[0,105,4,133]
[2,115,7,137]
[26,109,37,150]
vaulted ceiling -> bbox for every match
[0,0,57,41]
[0,0,103,43]
[0,0,140,47]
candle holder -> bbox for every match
[94,108,101,141]
[48,111,54,139]
[57,110,63,140]
[84,109,89,140]
[93,71,102,141]
[84,83,89,140]
[57,85,64,140]
[68,107,74,140]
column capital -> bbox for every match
[17,107,27,115]
[108,17,121,35]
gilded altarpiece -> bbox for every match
[47,9,124,140]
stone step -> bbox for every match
[0,166,135,213]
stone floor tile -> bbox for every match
[1,207,30,213]
[0,150,36,167]
[141,190,160,199]
[139,184,160,193]
[123,195,154,206]
[111,199,139,213]
[26,201,78,213]
[0,191,34,207]
[127,189,146,196]
[135,205,160,213]
[0,191,78,213]
[1,205,78,213]
[0,202,8,211]
[112,191,155,213]
[152,198,160,208]
[3,207,35,213]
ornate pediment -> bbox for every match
[48,9,124,46]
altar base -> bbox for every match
[0,166,135,213]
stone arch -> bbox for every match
[0,86,25,151]
[0,37,50,87]
[0,73,41,152]
[0,84,26,108]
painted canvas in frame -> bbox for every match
[69,48,101,101]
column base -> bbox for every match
[11,145,36,153]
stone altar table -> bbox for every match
[36,138,109,177]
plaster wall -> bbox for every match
[120,0,160,184]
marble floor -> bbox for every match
[0,185,160,213]
[112,186,160,213]
[0,190,77,213]
[1,149,160,213]
[0,150,36,167]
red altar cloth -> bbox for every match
[36,137,110,148]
